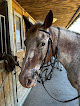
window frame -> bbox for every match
[66,7,80,29]
[14,11,24,52]
[68,17,80,34]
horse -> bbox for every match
[19,10,80,104]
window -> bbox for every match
[69,18,80,34]
[14,12,24,51]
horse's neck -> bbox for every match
[58,28,79,70]
[50,26,79,70]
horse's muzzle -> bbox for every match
[19,70,37,88]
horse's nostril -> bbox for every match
[28,79,32,84]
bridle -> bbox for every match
[36,27,80,103]
[38,27,61,83]
[36,27,64,103]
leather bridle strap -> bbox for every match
[39,29,51,36]
[56,27,60,61]
[39,29,54,70]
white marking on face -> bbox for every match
[34,64,40,71]
[29,51,34,58]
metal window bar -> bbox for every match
[0,15,3,53]
[0,15,7,59]
[3,15,7,53]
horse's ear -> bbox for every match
[23,15,33,29]
[43,10,53,29]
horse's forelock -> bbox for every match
[27,23,43,38]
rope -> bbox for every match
[0,72,9,93]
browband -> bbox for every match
[39,29,51,35]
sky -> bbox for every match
[69,18,80,34]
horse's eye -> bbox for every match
[42,42,45,46]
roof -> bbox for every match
[16,0,80,28]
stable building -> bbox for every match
[0,0,36,106]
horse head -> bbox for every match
[19,10,57,88]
